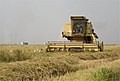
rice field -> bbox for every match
[0,45,120,81]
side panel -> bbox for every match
[86,22,93,34]
[63,22,72,36]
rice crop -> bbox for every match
[0,45,120,81]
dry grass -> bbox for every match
[0,45,120,81]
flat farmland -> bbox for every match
[0,45,120,81]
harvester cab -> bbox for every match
[46,16,103,52]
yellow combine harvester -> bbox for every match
[46,16,103,52]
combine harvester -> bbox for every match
[46,16,103,52]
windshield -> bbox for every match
[72,19,86,34]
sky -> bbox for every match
[0,0,120,44]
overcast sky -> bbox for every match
[0,0,119,44]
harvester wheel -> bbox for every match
[100,41,104,51]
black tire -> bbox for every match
[100,41,104,51]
